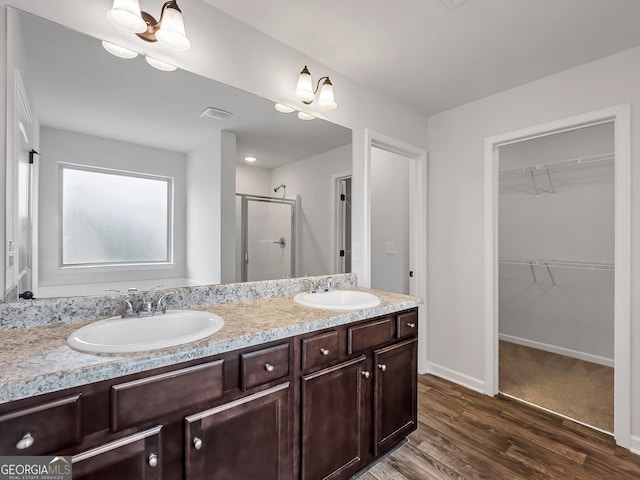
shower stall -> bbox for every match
[236,194,297,282]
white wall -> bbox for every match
[220,131,236,284]
[427,45,640,440]
[186,132,225,285]
[236,164,271,196]
[38,126,187,287]
[371,148,410,294]
[271,144,351,276]
[498,124,614,364]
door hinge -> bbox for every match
[29,149,39,164]
[339,250,345,257]
[409,271,414,278]
[340,194,346,201]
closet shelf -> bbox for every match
[499,258,614,272]
[499,152,614,177]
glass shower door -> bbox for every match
[240,195,296,282]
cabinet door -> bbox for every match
[300,356,369,480]
[373,338,417,456]
[185,383,291,480]
[72,426,162,480]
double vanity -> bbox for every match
[0,275,420,479]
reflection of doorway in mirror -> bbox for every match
[335,176,352,274]
[5,71,36,302]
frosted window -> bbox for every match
[61,166,171,266]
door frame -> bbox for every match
[364,129,428,374]
[483,104,631,448]
[331,170,352,274]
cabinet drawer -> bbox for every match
[347,317,394,354]
[301,330,340,371]
[397,310,418,338]
[0,394,82,455]
[241,343,290,390]
[111,360,224,432]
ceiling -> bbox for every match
[203,0,640,117]
[17,9,351,169]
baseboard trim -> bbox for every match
[499,334,614,368]
[630,435,640,455]
[426,362,485,394]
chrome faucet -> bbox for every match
[118,299,135,318]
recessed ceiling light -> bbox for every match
[245,156,257,163]
[102,40,138,59]
[145,56,177,71]
[275,103,295,114]
[297,111,316,121]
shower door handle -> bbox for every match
[273,237,286,248]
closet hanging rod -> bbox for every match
[499,152,614,176]
[499,258,614,272]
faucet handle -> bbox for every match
[117,299,135,318]
[156,292,174,314]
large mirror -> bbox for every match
[4,8,352,302]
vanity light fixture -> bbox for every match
[244,156,257,163]
[107,0,191,51]
[295,66,337,110]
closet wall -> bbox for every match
[498,123,614,366]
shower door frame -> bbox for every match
[238,194,296,282]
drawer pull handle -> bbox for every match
[16,433,34,450]
[193,437,203,450]
[378,364,387,372]
[148,454,158,468]
[406,322,416,328]
[320,348,330,356]
[361,371,370,379]
[265,363,275,372]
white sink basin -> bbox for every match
[294,290,381,310]
[67,310,224,354]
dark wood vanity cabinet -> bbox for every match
[185,382,291,480]
[297,308,419,480]
[0,307,418,480]
[300,356,369,480]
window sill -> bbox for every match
[59,262,176,275]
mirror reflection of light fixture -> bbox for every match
[101,40,138,59]
[107,0,191,51]
[145,56,177,71]
[295,66,337,110]
[297,111,316,121]
[245,156,257,163]
[274,103,296,114]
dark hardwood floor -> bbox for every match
[357,374,640,479]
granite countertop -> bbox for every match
[0,288,420,405]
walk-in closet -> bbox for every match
[497,123,614,432]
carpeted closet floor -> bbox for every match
[499,340,614,432]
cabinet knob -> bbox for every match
[320,348,330,356]
[148,454,158,468]
[193,437,203,450]
[361,371,370,379]
[406,322,416,328]
[378,364,387,372]
[265,363,275,372]
[16,433,34,450]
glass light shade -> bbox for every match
[295,67,315,103]
[156,6,191,51]
[274,103,296,114]
[297,111,316,121]
[317,79,337,110]
[102,41,138,59]
[145,56,177,71]
[107,0,147,33]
